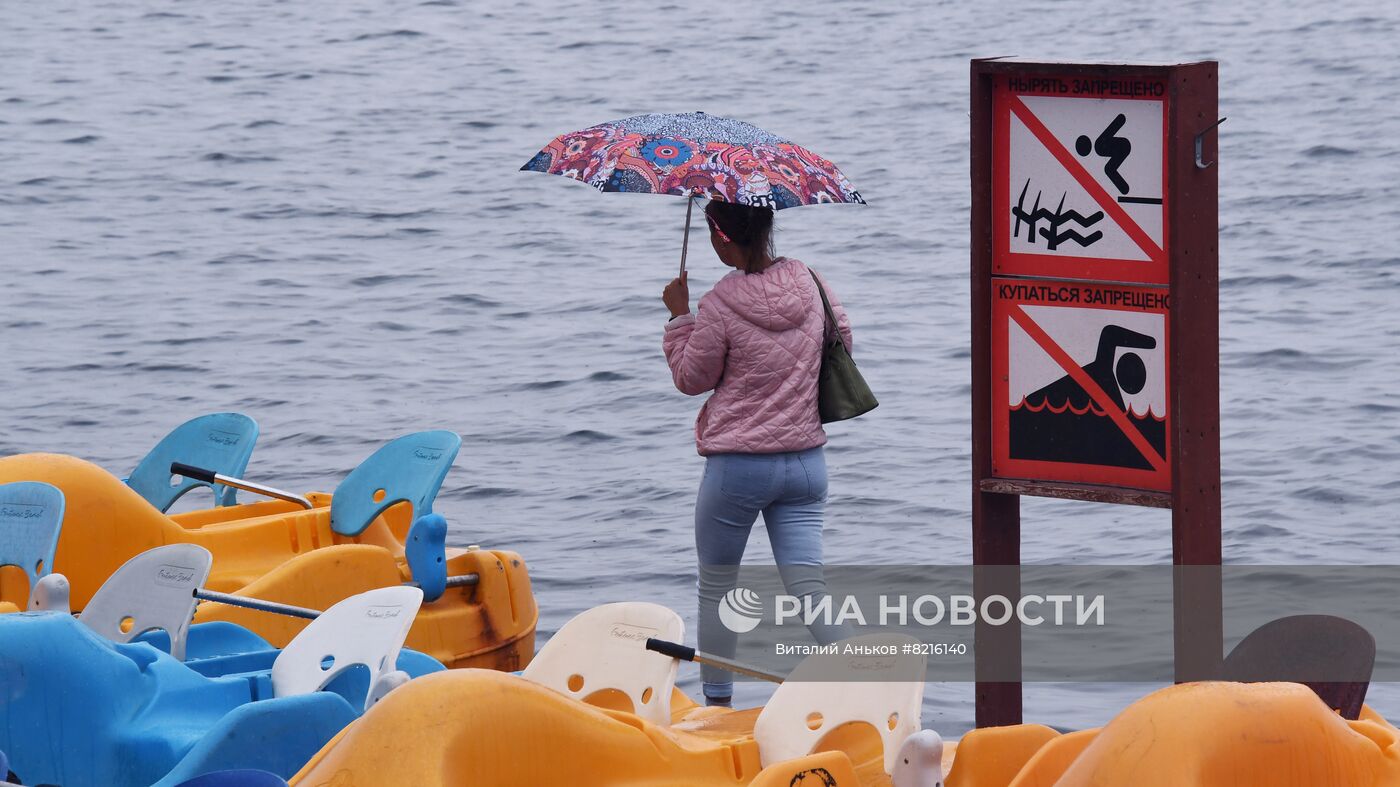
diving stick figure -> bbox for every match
[1076,114,1132,194]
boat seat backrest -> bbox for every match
[80,544,214,661]
[1222,614,1376,720]
[754,634,926,774]
[521,602,683,726]
[0,481,65,608]
[126,413,259,511]
[329,431,461,537]
[271,585,423,712]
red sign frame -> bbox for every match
[991,279,1172,491]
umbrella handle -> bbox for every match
[679,193,695,279]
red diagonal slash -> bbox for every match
[1009,96,1164,263]
[1009,305,1166,472]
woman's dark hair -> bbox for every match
[705,200,775,274]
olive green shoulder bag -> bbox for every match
[809,270,878,423]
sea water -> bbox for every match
[1,0,1398,733]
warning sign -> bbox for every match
[993,74,1168,285]
[992,278,1171,491]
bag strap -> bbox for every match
[808,269,840,341]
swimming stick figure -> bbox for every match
[1025,324,1156,412]
[1076,113,1132,194]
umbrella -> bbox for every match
[521,111,864,276]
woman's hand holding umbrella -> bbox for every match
[662,271,689,319]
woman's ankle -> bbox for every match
[703,682,734,707]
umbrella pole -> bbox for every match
[679,195,694,278]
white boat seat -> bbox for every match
[754,634,927,774]
[272,585,423,712]
[79,544,213,660]
[522,602,684,726]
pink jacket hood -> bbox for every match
[710,262,815,332]
[663,257,853,456]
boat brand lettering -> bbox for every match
[413,447,444,461]
[0,503,44,521]
[155,565,197,588]
[366,605,403,620]
[608,623,658,642]
[206,430,242,446]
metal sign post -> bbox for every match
[970,58,1221,727]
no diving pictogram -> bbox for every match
[992,278,1171,491]
[993,75,1169,285]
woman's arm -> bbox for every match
[813,270,853,352]
[663,295,729,395]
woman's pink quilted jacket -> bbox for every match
[663,257,852,456]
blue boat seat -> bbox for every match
[153,696,352,787]
[140,621,281,674]
[0,613,254,787]
[329,430,460,537]
[126,413,259,511]
[0,597,444,786]
[0,481,65,609]
[139,622,442,698]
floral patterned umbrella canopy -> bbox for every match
[521,112,865,209]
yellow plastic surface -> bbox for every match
[288,676,1400,787]
[1000,729,1097,787]
[944,723,1059,787]
[0,453,536,669]
[1003,682,1400,787]
[290,669,894,787]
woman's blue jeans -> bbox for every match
[695,446,845,700]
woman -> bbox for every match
[662,199,853,706]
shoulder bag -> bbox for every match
[809,270,877,423]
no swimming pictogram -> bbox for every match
[993,74,1168,285]
[992,278,1171,491]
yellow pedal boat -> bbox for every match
[0,448,537,671]
[286,672,1400,787]
[285,602,1400,787]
